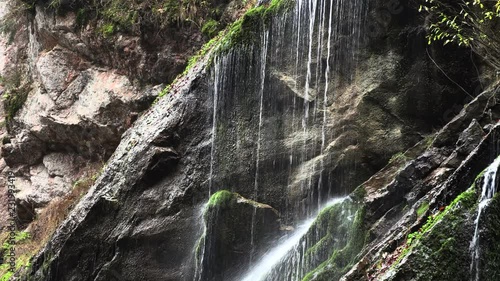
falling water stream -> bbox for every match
[198,0,367,279]
[470,156,500,281]
[251,30,271,263]
[241,197,348,281]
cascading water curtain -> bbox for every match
[197,0,367,280]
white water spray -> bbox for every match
[470,156,500,281]
[241,197,348,281]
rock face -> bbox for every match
[198,190,282,281]
[0,0,497,281]
[0,0,246,229]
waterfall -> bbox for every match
[241,197,348,281]
[251,30,271,263]
[196,0,367,279]
[242,219,315,281]
[208,57,221,196]
[194,204,209,281]
[470,156,500,281]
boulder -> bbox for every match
[199,190,282,281]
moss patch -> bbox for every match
[207,190,235,208]
[301,201,367,281]
[215,0,294,55]
[416,201,429,217]
[202,19,220,38]
[386,187,478,280]
[154,0,293,103]
[477,192,500,280]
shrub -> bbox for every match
[0,70,30,128]
[420,0,500,69]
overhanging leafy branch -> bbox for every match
[420,0,500,69]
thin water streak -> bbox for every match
[250,30,271,263]
[470,156,500,281]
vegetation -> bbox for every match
[420,0,500,69]
[0,168,101,279]
[154,0,294,103]
[391,187,477,269]
[207,190,234,208]
[302,204,367,281]
[202,19,220,38]
[0,0,34,44]
[416,201,430,217]
[389,152,409,164]
[0,70,31,128]
[35,0,237,36]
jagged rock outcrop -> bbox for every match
[340,84,500,281]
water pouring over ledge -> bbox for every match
[470,156,500,281]
[241,197,349,281]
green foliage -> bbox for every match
[202,19,220,38]
[389,152,408,164]
[420,0,500,69]
[215,0,294,55]
[1,70,30,127]
[0,0,35,45]
[154,0,293,104]
[14,232,30,243]
[90,0,217,35]
[351,185,367,202]
[99,22,115,37]
[0,271,13,281]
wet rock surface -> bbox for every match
[199,191,282,281]
[0,0,498,280]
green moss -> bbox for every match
[0,232,32,280]
[0,271,12,281]
[2,231,31,252]
[389,152,408,164]
[14,231,30,243]
[480,193,500,280]
[214,0,294,55]
[302,203,367,281]
[153,0,294,104]
[351,185,367,202]
[416,201,429,217]
[207,190,234,208]
[99,0,139,31]
[391,187,477,270]
[202,19,220,38]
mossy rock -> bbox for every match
[302,202,367,281]
[199,190,281,281]
[387,188,479,280]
